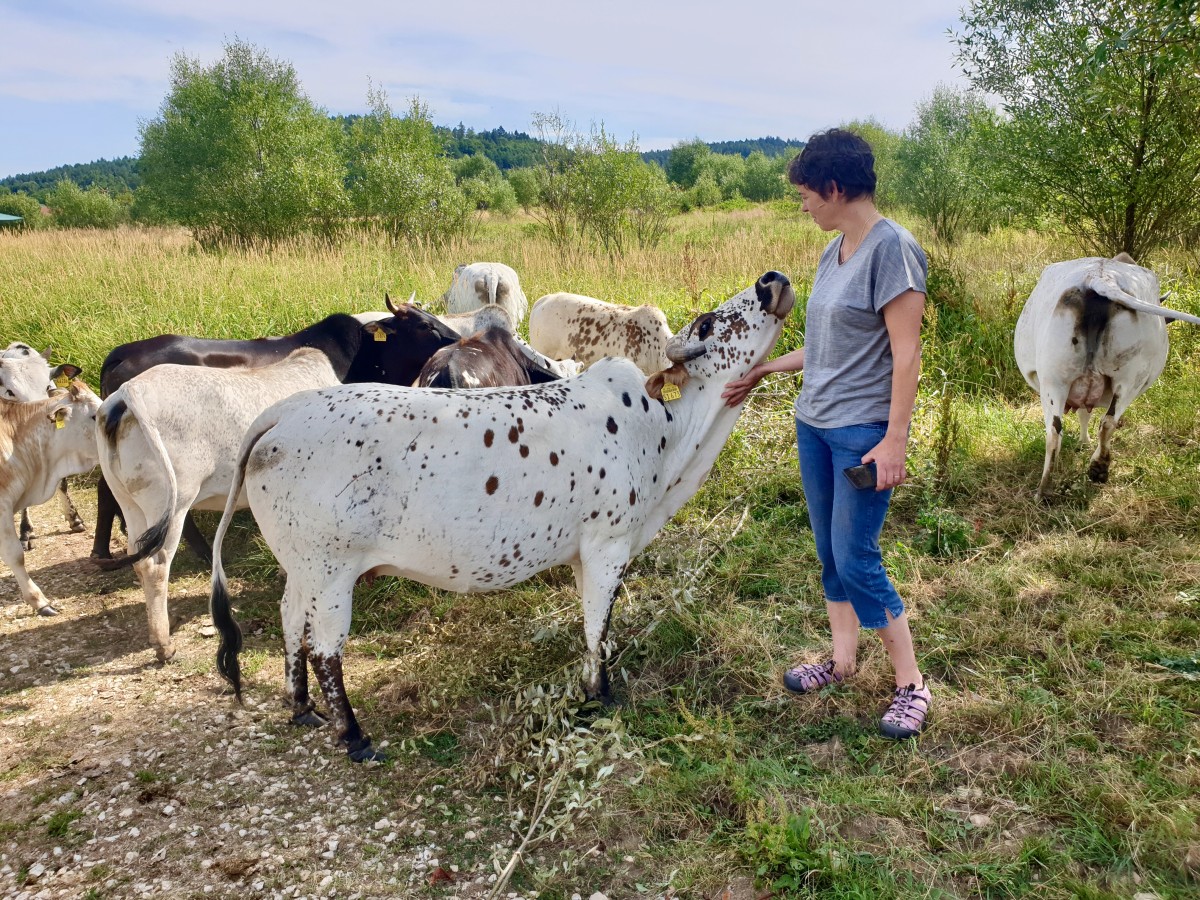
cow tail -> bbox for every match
[94,385,176,572]
[210,410,278,703]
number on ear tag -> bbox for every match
[54,409,67,429]
[373,329,387,342]
[660,383,681,402]
[54,374,70,388]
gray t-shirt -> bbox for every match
[793,218,927,428]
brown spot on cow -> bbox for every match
[549,451,559,466]
[485,475,499,494]
[534,491,544,507]
[508,426,519,443]
[483,429,494,447]
[606,417,618,434]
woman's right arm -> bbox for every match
[721,346,805,407]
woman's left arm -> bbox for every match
[862,289,925,490]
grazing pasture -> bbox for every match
[0,212,1198,898]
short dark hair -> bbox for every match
[787,129,877,201]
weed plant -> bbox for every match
[1,214,1197,898]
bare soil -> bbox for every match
[0,492,520,899]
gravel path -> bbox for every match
[0,497,517,899]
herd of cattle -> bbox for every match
[1,254,1197,760]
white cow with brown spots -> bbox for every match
[1015,254,1200,500]
[0,382,100,616]
[440,262,529,325]
[209,271,795,761]
[528,293,672,375]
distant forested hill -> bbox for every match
[1,157,141,199]
[641,136,805,168]
[2,131,803,198]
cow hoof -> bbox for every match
[70,522,87,534]
[292,710,329,728]
[347,741,386,763]
[90,551,113,561]
[1088,462,1109,483]
[37,605,59,617]
[21,540,33,552]
[155,647,177,665]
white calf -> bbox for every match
[0,344,87,548]
[528,293,672,375]
[210,271,795,761]
[96,349,341,662]
[441,262,529,325]
[0,382,100,615]
[1015,254,1200,499]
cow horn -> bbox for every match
[385,292,400,314]
[666,342,707,364]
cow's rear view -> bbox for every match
[1015,254,1200,499]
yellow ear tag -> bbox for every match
[373,329,387,342]
[54,374,70,388]
[54,409,67,429]
[660,383,682,402]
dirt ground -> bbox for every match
[0,492,556,900]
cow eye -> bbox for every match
[698,318,714,340]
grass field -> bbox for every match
[1,211,1198,899]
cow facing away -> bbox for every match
[210,271,795,762]
[441,262,529,325]
[1015,254,1200,499]
[0,344,86,549]
[528,293,673,375]
[0,382,101,616]
[91,308,463,561]
[417,327,567,389]
[95,308,463,663]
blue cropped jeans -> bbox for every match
[795,418,906,629]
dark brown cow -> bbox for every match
[416,327,565,389]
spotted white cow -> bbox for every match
[0,382,101,615]
[1015,254,1200,499]
[528,293,673,375]
[0,343,86,548]
[210,271,795,761]
[441,262,529,325]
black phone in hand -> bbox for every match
[843,463,876,490]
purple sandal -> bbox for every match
[783,660,845,694]
[879,683,932,739]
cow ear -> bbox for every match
[48,404,71,429]
[363,321,394,342]
[50,364,81,387]
[645,363,690,400]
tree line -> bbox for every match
[3,1,1198,258]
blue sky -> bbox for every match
[0,0,971,179]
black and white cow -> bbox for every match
[1015,254,1200,499]
[209,271,795,761]
[0,343,86,549]
[0,382,101,615]
[92,308,463,560]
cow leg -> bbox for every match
[1077,408,1092,449]
[181,513,213,566]
[1035,388,1067,502]
[56,478,86,534]
[575,544,629,702]
[18,509,34,551]
[306,575,383,762]
[1089,392,1125,484]
[282,581,326,727]
[132,516,185,663]
[0,521,57,615]
[91,477,121,559]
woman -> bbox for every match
[721,129,930,739]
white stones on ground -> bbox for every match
[25,863,45,880]
[968,813,992,828]
[161,805,175,816]
[589,893,610,900]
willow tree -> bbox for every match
[139,39,347,248]
[955,0,1200,257]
